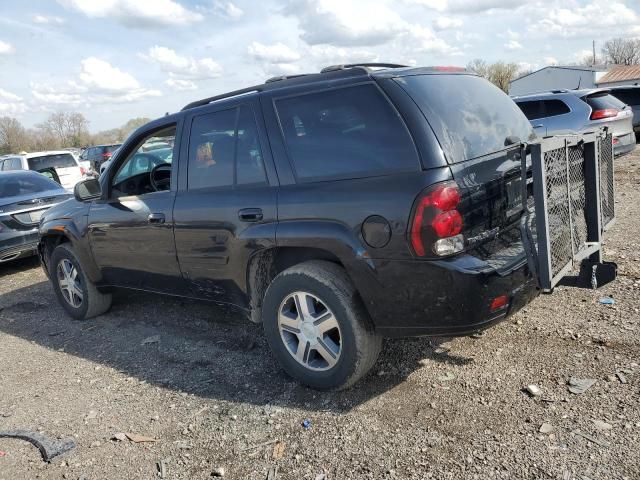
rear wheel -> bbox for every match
[262,261,381,390]
[50,243,112,320]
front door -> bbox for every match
[88,122,187,293]
[173,98,278,307]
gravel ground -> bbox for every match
[0,151,639,480]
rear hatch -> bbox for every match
[27,153,83,190]
[583,91,634,138]
[394,73,537,267]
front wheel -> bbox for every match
[50,243,112,320]
[262,261,382,390]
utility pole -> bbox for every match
[592,40,596,65]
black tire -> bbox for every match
[262,260,382,390]
[50,243,112,320]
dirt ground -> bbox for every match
[1,152,639,480]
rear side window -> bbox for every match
[187,105,267,190]
[583,92,626,111]
[516,100,544,120]
[275,84,419,182]
[2,157,22,171]
[396,75,535,163]
[610,89,640,106]
[27,153,76,171]
[543,100,570,117]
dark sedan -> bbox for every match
[0,171,72,263]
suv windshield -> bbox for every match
[395,74,535,163]
[27,153,77,170]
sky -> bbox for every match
[0,0,639,131]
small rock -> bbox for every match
[438,372,456,382]
[211,466,225,477]
[86,410,98,420]
[616,372,628,384]
[593,420,613,431]
[567,377,596,395]
[540,423,554,434]
[111,433,127,442]
[141,335,161,345]
[525,385,542,397]
[90,441,101,448]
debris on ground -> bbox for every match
[0,451,6,457]
[567,377,597,395]
[573,430,610,447]
[211,466,225,477]
[157,459,168,478]
[111,433,127,442]
[525,385,542,397]
[593,420,613,431]
[437,372,456,382]
[0,430,76,462]
[272,441,285,460]
[616,372,628,384]
[302,419,312,430]
[125,433,157,443]
[266,466,278,480]
[539,423,554,434]
[141,335,161,345]
[315,474,327,480]
[598,297,615,305]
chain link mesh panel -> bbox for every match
[599,133,615,228]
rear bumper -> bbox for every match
[359,254,539,338]
[0,233,39,263]
[614,136,636,157]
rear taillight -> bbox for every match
[80,166,87,176]
[590,108,619,120]
[409,182,464,257]
[103,152,111,159]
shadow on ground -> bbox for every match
[0,260,473,413]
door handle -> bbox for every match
[238,208,263,222]
[148,212,165,224]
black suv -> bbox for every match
[81,144,122,171]
[39,64,539,389]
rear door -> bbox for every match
[173,96,278,306]
[395,74,537,264]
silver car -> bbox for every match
[608,85,640,134]
[512,88,636,156]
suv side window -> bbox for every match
[187,105,267,190]
[516,100,544,120]
[3,157,22,171]
[275,84,419,182]
[542,99,570,117]
[112,125,176,195]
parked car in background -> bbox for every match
[39,63,539,390]
[513,89,635,156]
[0,151,87,191]
[99,146,171,176]
[1,171,72,263]
[80,144,122,172]
[608,85,640,135]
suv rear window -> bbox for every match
[275,84,419,182]
[610,88,640,106]
[396,74,535,163]
[583,92,626,111]
[27,153,76,171]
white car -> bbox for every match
[0,150,87,191]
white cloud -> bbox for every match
[248,42,301,63]
[543,56,559,66]
[165,78,197,91]
[0,40,14,54]
[532,1,638,38]
[409,0,527,13]
[32,14,65,25]
[309,45,379,64]
[505,40,523,50]
[406,24,461,55]
[433,16,462,31]
[143,46,223,80]
[31,57,160,107]
[0,88,26,114]
[285,0,407,46]
[59,0,203,28]
[213,1,244,18]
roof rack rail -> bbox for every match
[265,74,309,83]
[181,85,262,111]
[320,63,408,73]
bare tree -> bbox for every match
[36,111,90,148]
[602,37,640,65]
[0,117,29,154]
[467,59,521,93]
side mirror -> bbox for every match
[74,178,102,202]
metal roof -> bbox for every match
[596,65,640,85]
[511,65,610,84]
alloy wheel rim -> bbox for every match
[277,291,342,371]
[57,258,83,308]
